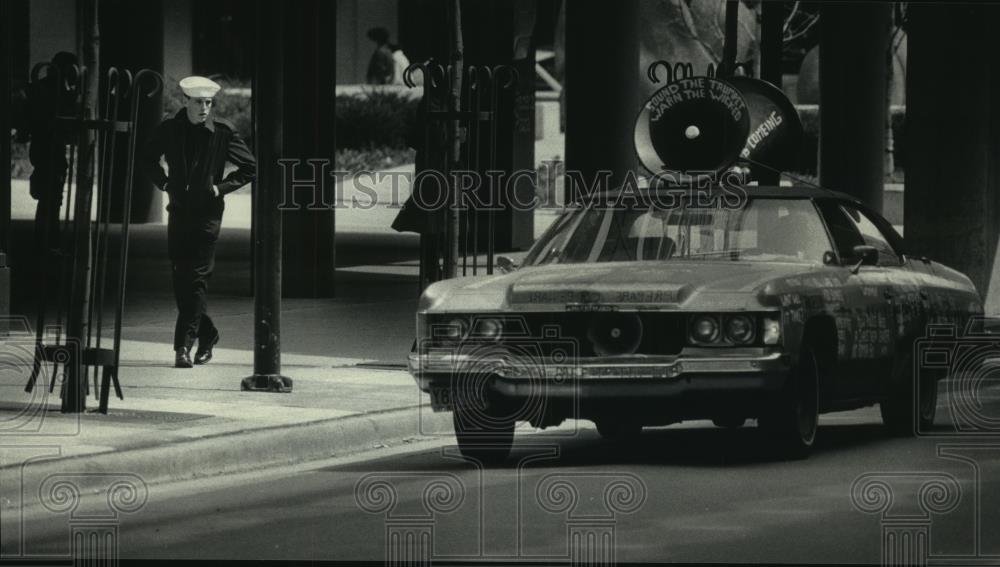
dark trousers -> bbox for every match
[167,208,221,351]
[30,152,68,249]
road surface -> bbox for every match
[13,395,1000,565]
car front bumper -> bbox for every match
[408,349,792,413]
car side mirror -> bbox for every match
[496,255,518,274]
[849,244,879,273]
[854,245,879,266]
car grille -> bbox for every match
[425,312,687,358]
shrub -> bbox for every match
[336,147,416,173]
[336,89,419,150]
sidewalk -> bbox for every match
[0,163,555,497]
[0,252,461,498]
[0,315,453,499]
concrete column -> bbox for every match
[565,0,638,198]
[162,0,192,82]
[28,0,76,65]
[818,2,891,213]
[280,0,337,297]
[2,0,12,253]
[757,1,783,186]
[100,0,164,224]
[1,0,14,330]
[906,4,1000,306]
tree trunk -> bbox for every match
[64,0,100,412]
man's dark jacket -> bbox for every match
[141,109,256,218]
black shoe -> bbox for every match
[194,334,219,365]
[175,348,193,369]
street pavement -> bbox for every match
[8,390,1000,563]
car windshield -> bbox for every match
[524,197,833,266]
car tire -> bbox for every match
[595,419,643,440]
[712,417,746,429]
[452,403,515,466]
[880,348,938,437]
[758,346,820,459]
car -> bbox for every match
[407,185,984,462]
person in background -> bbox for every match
[366,27,395,85]
[140,76,256,369]
[389,42,411,86]
[18,51,79,249]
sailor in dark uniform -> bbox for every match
[140,76,256,368]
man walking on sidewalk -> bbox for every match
[141,76,256,368]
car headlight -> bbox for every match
[472,318,503,340]
[762,317,781,345]
[725,315,756,345]
[690,315,721,344]
[438,317,469,343]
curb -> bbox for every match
[7,405,454,498]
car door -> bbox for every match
[839,203,917,396]
[815,200,899,399]
[853,203,932,344]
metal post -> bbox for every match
[243,0,291,392]
[444,0,464,280]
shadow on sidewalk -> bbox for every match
[8,219,422,365]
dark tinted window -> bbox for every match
[840,205,901,265]
[816,201,864,260]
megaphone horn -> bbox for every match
[634,76,750,180]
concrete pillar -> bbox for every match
[906,4,1000,307]
[162,0,192,82]
[757,1,783,186]
[2,0,12,252]
[28,0,76,66]
[280,0,337,297]
[1,0,14,328]
[100,0,164,224]
[565,0,638,198]
[818,2,891,213]
[398,0,449,65]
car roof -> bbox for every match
[585,183,863,205]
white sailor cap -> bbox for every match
[179,76,221,99]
